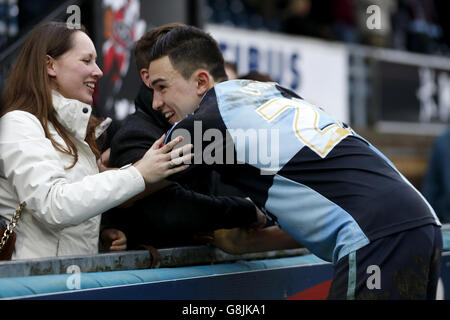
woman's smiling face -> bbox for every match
[48,31,103,105]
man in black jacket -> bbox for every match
[101,24,263,250]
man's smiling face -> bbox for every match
[149,55,201,125]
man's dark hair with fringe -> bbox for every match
[134,22,185,72]
[148,25,228,82]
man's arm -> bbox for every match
[101,183,264,249]
[211,226,302,255]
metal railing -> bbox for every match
[0,245,311,278]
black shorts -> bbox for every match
[327,224,442,300]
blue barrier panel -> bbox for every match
[0,254,329,300]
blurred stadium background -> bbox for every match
[1,0,450,191]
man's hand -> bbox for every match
[101,228,127,252]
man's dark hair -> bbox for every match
[134,23,185,72]
[149,25,227,82]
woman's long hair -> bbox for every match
[1,21,104,168]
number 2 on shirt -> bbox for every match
[256,97,352,158]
